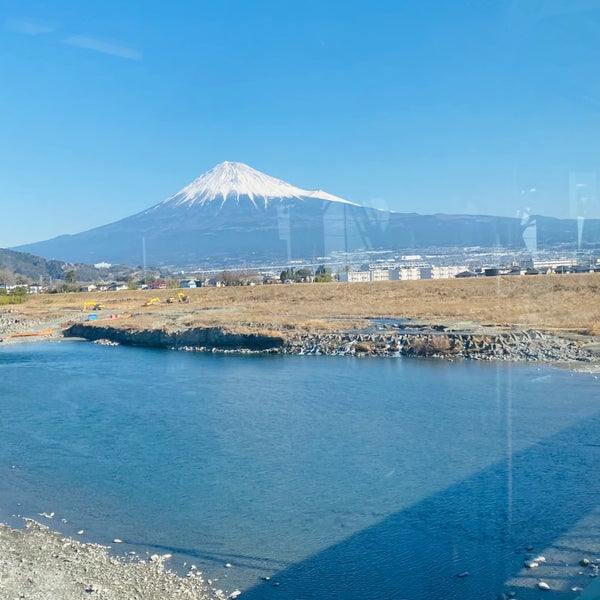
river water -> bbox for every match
[1,341,599,599]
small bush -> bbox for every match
[354,340,373,354]
[584,322,600,336]
[408,334,452,356]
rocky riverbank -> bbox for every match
[63,322,285,351]
[282,326,599,364]
[62,320,600,366]
[0,309,81,343]
[0,519,221,600]
[3,303,599,366]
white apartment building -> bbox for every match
[533,259,578,271]
[370,269,390,282]
[339,270,371,283]
[389,266,421,281]
[340,264,475,283]
[431,265,467,279]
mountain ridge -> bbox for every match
[12,162,600,267]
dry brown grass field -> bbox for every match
[13,272,600,336]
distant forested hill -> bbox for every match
[0,248,135,284]
[0,248,69,282]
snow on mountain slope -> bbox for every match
[156,161,358,209]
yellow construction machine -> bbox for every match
[165,292,189,304]
[83,301,104,311]
[143,297,161,307]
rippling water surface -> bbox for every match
[1,341,599,599]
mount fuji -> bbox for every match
[158,161,357,210]
[14,162,600,267]
[15,161,393,267]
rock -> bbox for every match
[580,558,590,567]
[225,562,232,568]
[228,591,242,599]
[456,571,469,578]
[524,560,539,569]
[112,539,122,544]
[537,581,550,590]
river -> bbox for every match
[1,341,599,599]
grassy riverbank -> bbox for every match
[5,273,600,338]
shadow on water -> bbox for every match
[240,411,600,600]
[122,541,288,572]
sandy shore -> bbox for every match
[0,519,223,600]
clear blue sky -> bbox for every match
[2,0,600,247]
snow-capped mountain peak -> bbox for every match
[159,161,357,209]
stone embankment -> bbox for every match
[282,328,596,363]
[64,323,285,351]
[63,321,598,364]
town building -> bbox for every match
[339,270,371,283]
